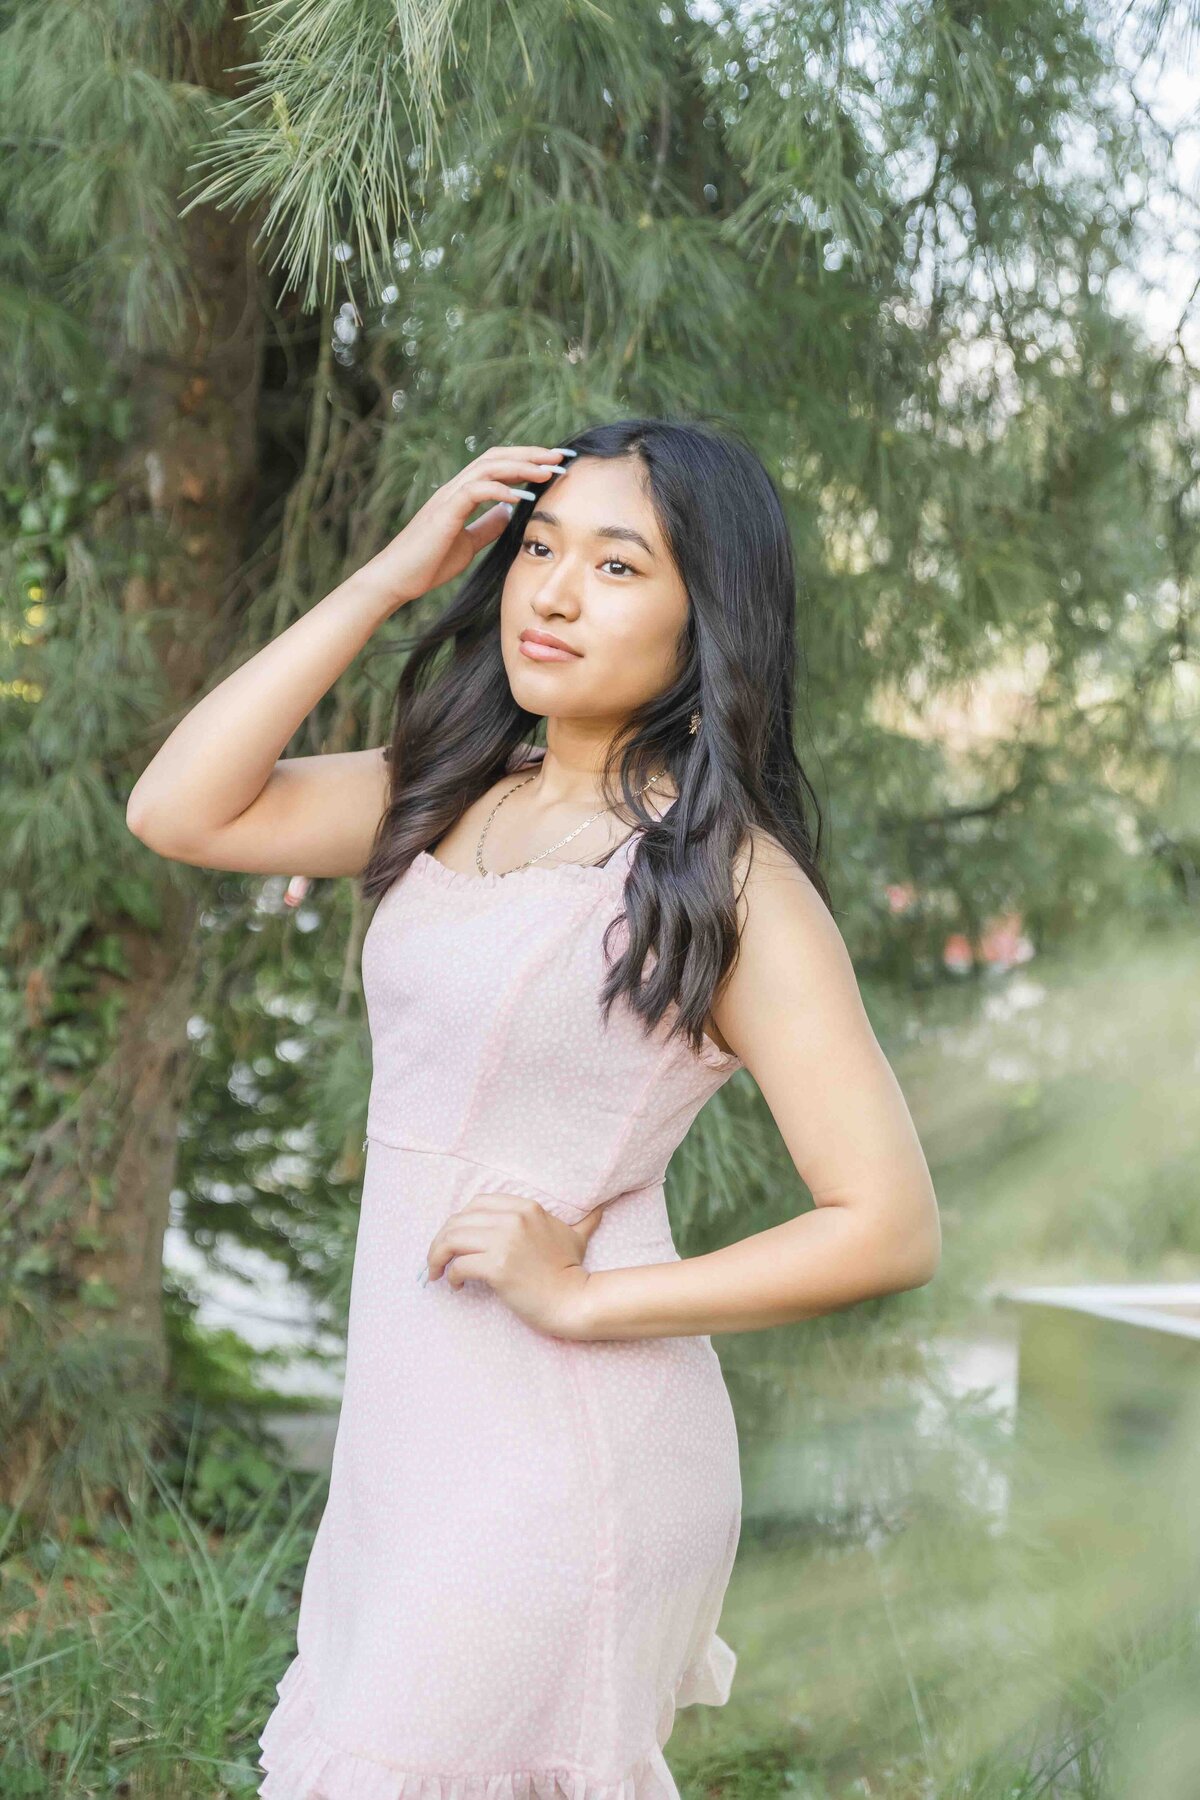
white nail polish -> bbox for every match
[510,487,536,501]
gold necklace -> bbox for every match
[475,768,666,877]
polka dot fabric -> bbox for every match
[257,747,744,1800]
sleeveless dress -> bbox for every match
[257,746,744,1800]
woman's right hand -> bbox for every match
[359,444,577,613]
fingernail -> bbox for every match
[510,487,537,501]
[416,1264,428,1284]
[552,447,578,457]
[501,501,514,515]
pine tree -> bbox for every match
[1,0,1195,1519]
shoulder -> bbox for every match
[730,825,848,973]
[732,825,828,909]
[713,826,863,1072]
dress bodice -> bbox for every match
[360,747,742,1224]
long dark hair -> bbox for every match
[360,414,831,1059]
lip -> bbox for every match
[519,629,582,661]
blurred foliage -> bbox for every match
[0,0,1195,1653]
[1,0,1198,1790]
[1,0,1196,1365]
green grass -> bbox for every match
[0,1447,319,1798]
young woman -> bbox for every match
[127,416,940,1799]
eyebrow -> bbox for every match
[525,507,657,560]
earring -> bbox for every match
[688,709,701,735]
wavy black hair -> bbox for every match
[359,414,831,1060]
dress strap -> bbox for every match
[590,829,639,870]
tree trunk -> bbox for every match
[2,17,266,1522]
[107,174,267,1370]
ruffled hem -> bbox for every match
[675,1630,737,1710]
[256,1636,735,1800]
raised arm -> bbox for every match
[125,561,399,877]
[125,443,572,877]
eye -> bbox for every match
[520,537,638,578]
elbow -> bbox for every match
[125,775,155,839]
[893,1218,942,1292]
[893,1175,942,1292]
[864,1197,940,1297]
[125,795,151,843]
[899,1246,940,1291]
[125,793,164,851]
[126,790,187,859]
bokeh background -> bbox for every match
[2,2,1199,1795]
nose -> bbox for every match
[530,556,582,616]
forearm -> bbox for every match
[125,561,400,838]
[576,1203,939,1341]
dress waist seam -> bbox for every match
[361,1127,667,1215]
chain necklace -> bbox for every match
[476,766,667,877]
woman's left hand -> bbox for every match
[422,1194,605,1338]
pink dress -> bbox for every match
[257,746,744,1800]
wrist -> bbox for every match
[569,1268,610,1342]
[342,560,417,623]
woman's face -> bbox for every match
[500,454,690,734]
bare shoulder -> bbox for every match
[713,825,860,1061]
[731,825,840,943]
